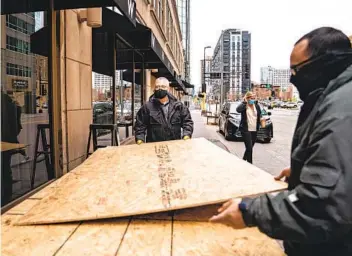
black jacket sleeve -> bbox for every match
[134,105,149,142]
[181,104,194,138]
[242,116,352,243]
[236,102,247,113]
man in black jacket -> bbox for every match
[209,27,352,256]
[134,77,193,144]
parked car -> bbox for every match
[284,102,298,109]
[93,102,113,136]
[219,102,273,143]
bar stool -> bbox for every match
[30,124,53,189]
[86,124,120,158]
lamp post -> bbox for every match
[203,46,211,93]
[202,46,211,115]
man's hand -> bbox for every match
[137,140,144,145]
[183,136,190,140]
[209,199,246,229]
[275,167,291,181]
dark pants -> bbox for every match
[1,152,13,206]
[242,131,257,164]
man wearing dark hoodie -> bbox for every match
[209,27,352,256]
[134,77,194,144]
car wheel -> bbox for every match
[219,120,223,134]
[224,124,232,141]
[263,137,271,143]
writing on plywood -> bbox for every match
[155,144,187,209]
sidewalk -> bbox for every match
[191,110,230,153]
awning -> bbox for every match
[182,80,195,89]
[30,7,185,91]
[122,70,185,92]
[92,8,181,86]
[93,9,174,75]
[2,0,136,26]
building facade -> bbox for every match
[260,66,291,91]
[211,29,251,101]
[176,0,190,82]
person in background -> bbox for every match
[209,27,352,256]
[1,91,21,205]
[236,92,263,164]
[134,77,194,144]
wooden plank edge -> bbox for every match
[16,185,287,225]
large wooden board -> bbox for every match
[17,138,287,225]
[56,219,129,256]
[1,215,78,256]
[173,222,285,256]
[116,219,172,255]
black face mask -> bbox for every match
[154,89,168,99]
[290,51,352,102]
[290,72,326,102]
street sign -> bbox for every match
[12,79,28,90]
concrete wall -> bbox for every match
[60,10,92,173]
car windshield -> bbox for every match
[94,103,111,112]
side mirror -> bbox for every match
[267,112,272,116]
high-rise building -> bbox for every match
[211,29,251,101]
[93,71,122,94]
[176,0,191,82]
[260,66,274,85]
[260,66,291,91]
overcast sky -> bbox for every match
[190,0,352,88]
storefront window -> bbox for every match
[1,11,53,206]
[92,71,135,145]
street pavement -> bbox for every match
[192,108,299,176]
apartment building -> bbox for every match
[261,66,291,91]
[211,29,251,101]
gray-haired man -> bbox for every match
[134,77,194,144]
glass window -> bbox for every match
[2,11,53,207]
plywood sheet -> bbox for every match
[29,180,59,199]
[173,222,285,256]
[1,214,78,256]
[17,138,287,225]
[116,219,172,256]
[56,219,129,256]
[5,198,40,215]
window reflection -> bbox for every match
[1,11,52,206]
